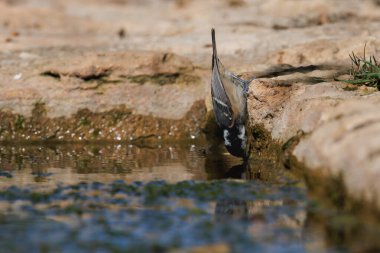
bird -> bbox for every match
[210,28,252,160]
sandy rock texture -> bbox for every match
[1,0,380,207]
[248,71,380,209]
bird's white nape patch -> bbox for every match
[223,130,231,146]
[238,125,247,149]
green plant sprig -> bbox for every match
[345,44,380,89]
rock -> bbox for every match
[0,49,208,141]
[247,65,380,210]
[293,94,380,209]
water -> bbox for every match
[0,142,378,253]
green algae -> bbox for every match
[0,179,307,252]
[127,73,181,85]
[14,115,25,131]
[126,73,201,86]
[0,100,207,142]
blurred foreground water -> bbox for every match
[0,142,378,253]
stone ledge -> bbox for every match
[248,69,380,210]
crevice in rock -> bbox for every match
[258,64,320,78]
[73,67,111,81]
[41,70,61,80]
[41,66,112,82]
[333,118,380,143]
[272,12,361,30]
[125,73,180,85]
[124,73,201,85]
[281,130,306,170]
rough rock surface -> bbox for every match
[2,0,380,208]
[248,72,380,209]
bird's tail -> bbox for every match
[211,28,217,67]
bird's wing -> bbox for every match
[211,57,235,128]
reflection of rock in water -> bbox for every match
[244,157,286,183]
[214,197,306,245]
[215,199,249,221]
[204,149,285,181]
[203,143,249,179]
[303,208,380,253]
[0,143,211,187]
[224,163,247,179]
[0,141,267,185]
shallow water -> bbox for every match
[0,142,378,253]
